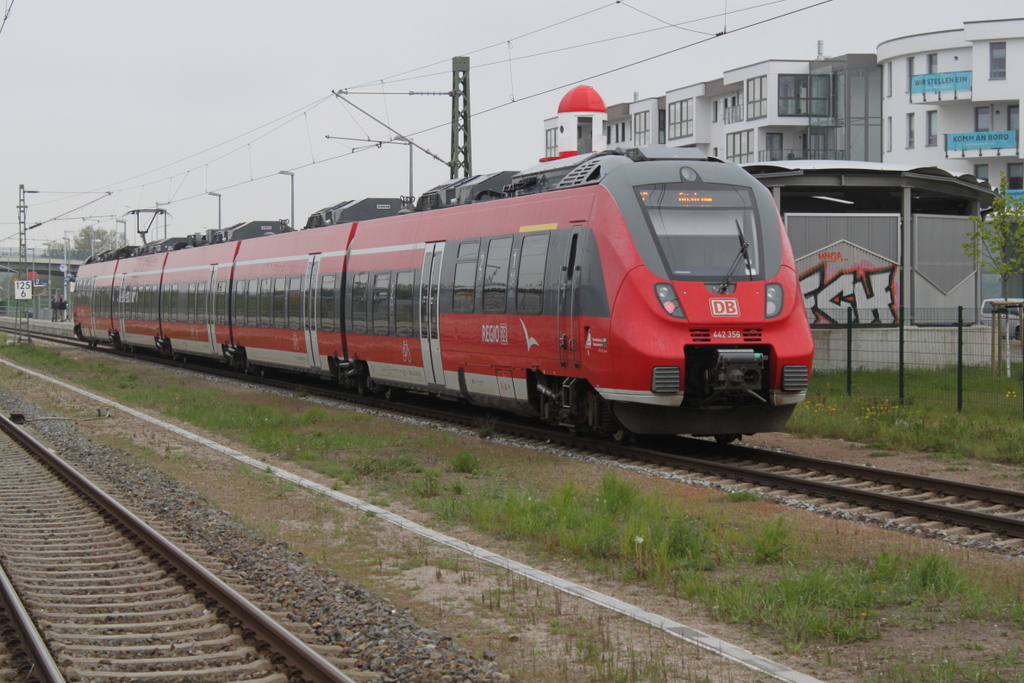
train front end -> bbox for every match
[595,152,813,439]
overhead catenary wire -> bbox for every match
[18,0,832,239]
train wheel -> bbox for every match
[714,434,741,444]
[383,386,400,402]
[610,427,632,445]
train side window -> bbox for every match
[232,280,244,327]
[187,283,197,323]
[259,278,272,327]
[272,277,285,328]
[319,274,337,333]
[247,279,259,326]
[372,272,391,335]
[350,272,368,334]
[483,237,512,312]
[287,276,302,330]
[457,241,479,259]
[394,271,414,337]
[517,233,549,314]
[216,280,228,326]
[196,282,208,325]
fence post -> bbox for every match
[898,305,905,404]
[957,306,963,413]
[846,307,853,397]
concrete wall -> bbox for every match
[811,324,1014,371]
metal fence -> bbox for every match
[810,307,1024,416]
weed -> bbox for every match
[724,490,760,502]
[451,450,480,474]
[749,518,790,564]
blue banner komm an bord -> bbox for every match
[946,130,1018,151]
[911,71,972,94]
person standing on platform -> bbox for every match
[50,296,58,322]
[58,296,67,322]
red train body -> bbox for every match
[74,148,813,441]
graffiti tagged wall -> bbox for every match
[797,240,900,324]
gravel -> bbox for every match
[0,387,518,683]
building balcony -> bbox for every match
[724,105,745,125]
[757,149,847,162]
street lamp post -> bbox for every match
[208,192,222,230]
[278,171,294,229]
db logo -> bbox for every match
[710,299,740,316]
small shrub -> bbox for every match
[749,518,790,564]
[451,450,480,474]
[413,469,442,497]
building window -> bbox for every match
[712,100,718,122]
[765,133,784,161]
[545,128,557,158]
[778,75,807,116]
[1009,163,1023,191]
[726,129,753,163]
[886,117,892,152]
[906,113,915,149]
[746,76,767,119]
[1009,104,1019,132]
[991,42,1006,80]
[634,110,650,146]
[667,98,693,139]
[906,56,915,93]
[886,61,892,97]
[926,110,937,147]
[974,164,989,183]
[927,53,938,74]
[975,106,991,132]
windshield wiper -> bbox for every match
[717,220,753,294]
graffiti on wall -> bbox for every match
[797,241,900,324]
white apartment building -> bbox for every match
[877,18,1023,194]
[599,50,882,166]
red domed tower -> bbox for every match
[542,85,608,161]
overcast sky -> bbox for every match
[1,0,1021,251]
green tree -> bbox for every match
[963,172,1024,298]
[71,225,125,256]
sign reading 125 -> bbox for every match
[13,280,32,300]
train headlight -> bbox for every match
[654,283,685,318]
[765,283,783,319]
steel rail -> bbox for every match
[8,323,1024,541]
[0,558,66,683]
[0,413,356,683]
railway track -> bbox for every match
[0,412,361,683]
[6,324,1024,552]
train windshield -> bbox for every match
[636,183,762,280]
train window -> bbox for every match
[372,273,391,335]
[196,282,208,325]
[232,280,245,327]
[319,274,337,333]
[483,237,512,313]
[216,280,228,326]
[457,241,479,260]
[453,262,476,313]
[395,271,414,337]
[287,276,302,330]
[247,279,259,326]
[350,272,368,335]
[259,278,272,327]
[272,277,286,328]
[517,233,549,314]
[187,283,197,323]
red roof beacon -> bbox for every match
[542,85,608,161]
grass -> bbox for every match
[790,366,1024,463]
[3,338,1024,680]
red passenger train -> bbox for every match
[74,147,813,442]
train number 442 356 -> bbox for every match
[712,330,742,339]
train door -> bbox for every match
[556,229,582,369]
[303,254,322,369]
[206,266,219,356]
[419,242,445,386]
